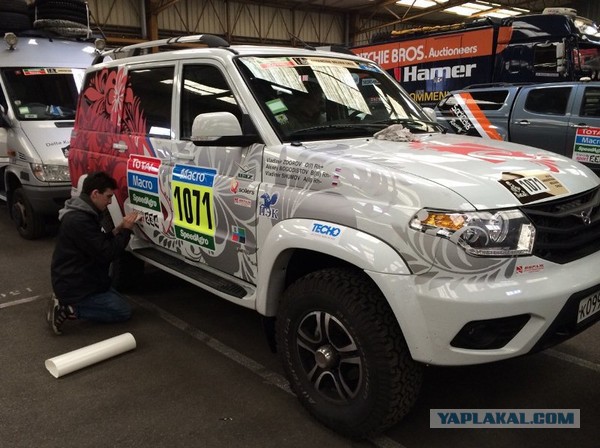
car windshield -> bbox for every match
[1,68,81,121]
[236,55,443,141]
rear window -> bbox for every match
[439,90,508,111]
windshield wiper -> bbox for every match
[287,122,389,137]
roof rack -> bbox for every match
[94,34,230,64]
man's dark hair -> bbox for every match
[82,171,118,195]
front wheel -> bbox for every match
[276,268,422,438]
[10,187,45,239]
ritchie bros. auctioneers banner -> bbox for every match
[353,28,496,71]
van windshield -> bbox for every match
[1,68,80,121]
[236,55,444,141]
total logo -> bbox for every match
[311,222,343,239]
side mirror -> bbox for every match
[191,112,261,146]
[422,107,437,122]
[192,111,242,139]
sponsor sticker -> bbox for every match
[573,127,600,165]
[232,226,246,244]
[499,171,569,204]
[234,197,252,208]
[311,222,343,239]
[171,164,217,250]
[515,264,544,275]
[127,155,162,213]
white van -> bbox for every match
[0,32,97,238]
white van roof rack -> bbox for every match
[96,34,230,62]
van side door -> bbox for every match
[567,84,600,172]
[509,85,574,155]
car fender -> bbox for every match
[256,218,410,316]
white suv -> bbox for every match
[69,35,600,437]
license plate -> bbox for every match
[577,290,600,323]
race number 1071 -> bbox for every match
[172,184,214,233]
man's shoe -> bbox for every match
[49,302,73,335]
[46,294,59,324]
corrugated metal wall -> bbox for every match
[86,0,353,46]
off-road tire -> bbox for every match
[276,267,422,438]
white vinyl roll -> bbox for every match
[45,333,137,378]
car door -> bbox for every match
[510,85,574,156]
[120,63,175,247]
[168,62,260,284]
[567,84,600,171]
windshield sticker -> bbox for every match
[499,171,569,204]
[171,164,217,250]
[304,57,359,68]
[573,127,600,165]
[266,98,288,115]
[127,155,161,212]
[23,68,73,75]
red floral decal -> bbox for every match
[410,141,560,173]
[70,67,155,207]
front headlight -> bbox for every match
[31,163,71,182]
[410,208,535,257]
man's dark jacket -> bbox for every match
[51,194,132,304]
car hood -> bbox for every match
[309,133,599,210]
[19,121,72,164]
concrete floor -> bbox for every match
[0,200,598,448]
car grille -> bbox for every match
[521,186,600,264]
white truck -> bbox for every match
[69,35,600,437]
[0,32,96,238]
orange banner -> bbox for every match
[354,28,496,70]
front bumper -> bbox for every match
[21,183,70,215]
[367,250,600,366]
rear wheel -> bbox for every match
[10,187,45,239]
[276,268,422,438]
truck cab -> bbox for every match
[0,33,97,238]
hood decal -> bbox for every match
[408,141,561,173]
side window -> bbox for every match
[580,87,600,117]
[126,66,174,137]
[180,65,241,140]
[468,90,509,110]
[524,87,571,115]
[532,45,558,74]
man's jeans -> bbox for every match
[74,288,132,323]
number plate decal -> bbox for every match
[172,164,217,250]
[577,290,600,324]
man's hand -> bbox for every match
[113,211,141,234]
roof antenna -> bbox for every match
[288,32,315,51]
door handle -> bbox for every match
[112,141,128,152]
[570,123,590,128]
[515,120,530,126]
[173,152,194,160]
